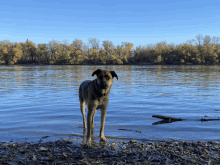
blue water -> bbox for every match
[0,65,220,143]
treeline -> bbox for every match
[0,35,220,65]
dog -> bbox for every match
[79,69,118,147]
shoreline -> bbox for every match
[1,63,220,66]
[1,137,219,164]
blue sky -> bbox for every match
[1,0,220,48]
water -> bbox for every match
[0,65,220,143]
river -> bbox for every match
[0,65,219,143]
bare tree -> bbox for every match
[212,36,220,46]
[195,34,203,47]
[48,40,59,61]
[102,40,114,60]
[203,35,211,46]
[72,39,83,50]
[88,38,100,50]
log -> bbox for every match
[199,118,220,121]
[152,115,185,121]
[152,115,220,122]
[118,129,141,133]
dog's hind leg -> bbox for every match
[80,102,86,129]
[79,86,87,129]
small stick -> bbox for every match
[152,115,185,121]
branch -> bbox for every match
[152,115,185,121]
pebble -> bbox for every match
[0,138,219,164]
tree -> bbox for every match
[1,35,220,65]
[203,35,211,46]
[0,41,4,63]
[201,44,218,64]
[0,40,12,64]
[47,40,59,64]
[36,44,50,63]
[98,48,107,64]
[212,36,220,46]
[195,34,203,47]
[150,41,167,64]
[102,40,114,62]
[115,45,124,64]
[55,44,70,64]
[88,38,100,50]
[21,39,36,63]
[177,44,199,64]
[125,42,133,58]
[136,44,154,64]
[68,45,76,64]
[116,45,123,58]
[72,39,83,50]
[11,43,22,64]
[88,49,99,63]
[0,40,23,64]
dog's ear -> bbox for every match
[110,71,118,80]
[92,69,102,77]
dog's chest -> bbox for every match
[92,91,108,104]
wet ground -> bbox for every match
[0,136,220,165]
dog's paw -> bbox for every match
[83,143,91,148]
[84,140,92,148]
[100,136,106,141]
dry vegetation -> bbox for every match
[0,35,220,65]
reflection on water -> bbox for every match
[1,65,220,93]
[0,65,220,142]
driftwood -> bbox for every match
[152,115,220,125]
[118,129,141,133]
[152,115,185,121]
[199,118,220,121]
[152,115,185,125]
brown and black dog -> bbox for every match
[79,69,118,147]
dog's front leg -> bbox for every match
[91,110,97,136]
[86,104,96,147]
[100,105,107,141]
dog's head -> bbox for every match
[92,69,118,90]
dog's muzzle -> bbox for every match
[100,82,108,89]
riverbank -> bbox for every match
[0,138,219,164]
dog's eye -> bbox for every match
[104,75,110,80]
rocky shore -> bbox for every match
[0,138,220,164]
